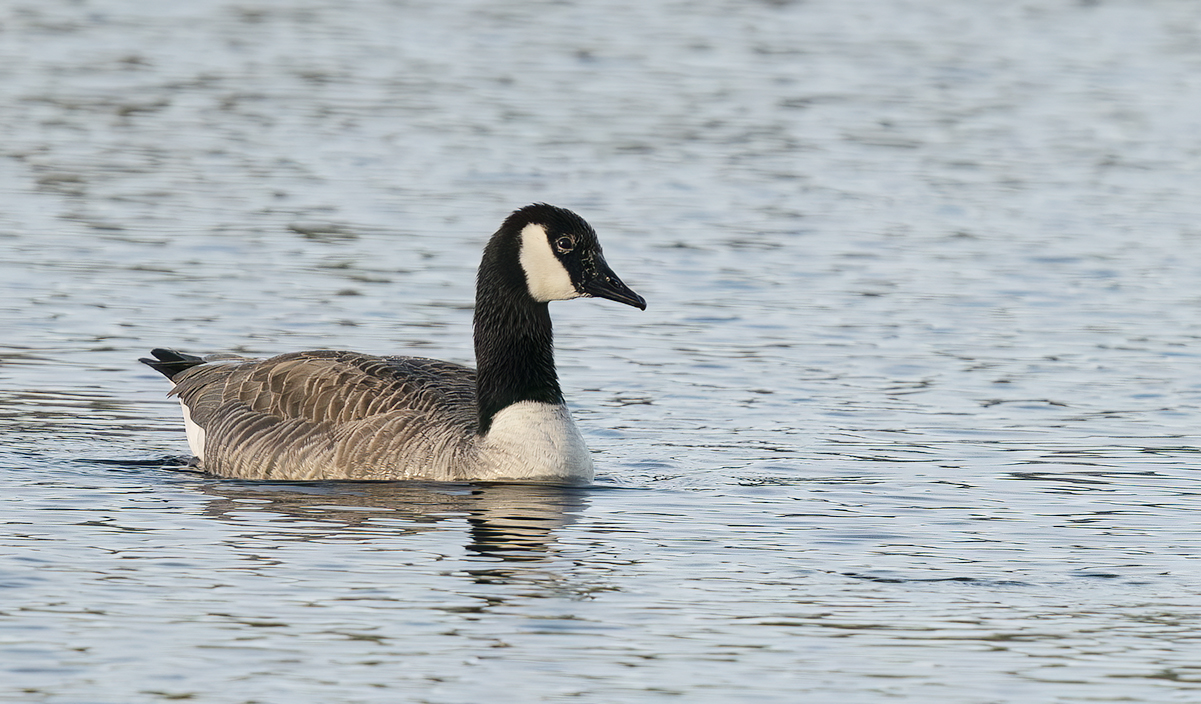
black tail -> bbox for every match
[139,348,206,381]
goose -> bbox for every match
[141,203,645,484]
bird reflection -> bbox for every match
[190,480,589,562]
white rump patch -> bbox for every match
[519,223,578,302]
[479,401,593,483]
[179,400,206,462]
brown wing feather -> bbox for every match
[170,351,479,480]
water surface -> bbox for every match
[3,0,1201,701]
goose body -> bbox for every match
[141,204,645,483]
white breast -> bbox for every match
[477,401,594,483]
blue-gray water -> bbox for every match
[3,0,1201,701]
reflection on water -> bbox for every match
[194,480,588,563]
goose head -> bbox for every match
[505,203,647,310]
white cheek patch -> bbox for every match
[519,223,579,302]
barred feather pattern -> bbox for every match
[170,351,486,481]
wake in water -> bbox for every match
[77,456,202,472]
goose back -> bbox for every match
[171,351,480,480]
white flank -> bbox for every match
[179,399,206,462]
[518,223,578,302]
[479,401,594,482]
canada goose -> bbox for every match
[141,204,645,483]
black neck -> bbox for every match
[474,237,562,434]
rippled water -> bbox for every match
[4,0,1201,701]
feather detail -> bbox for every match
[170,351,481,480]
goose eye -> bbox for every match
[554,236,574,253]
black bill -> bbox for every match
[581,259,647,310]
